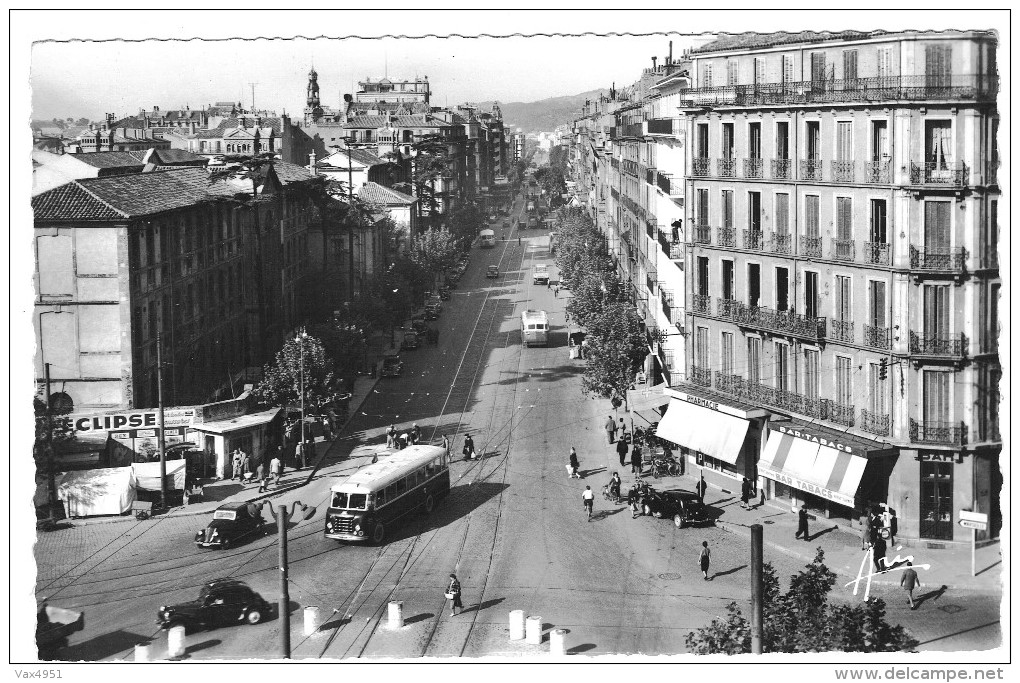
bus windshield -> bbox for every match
[331,492,369,510]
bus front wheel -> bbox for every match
[371,522,386,545]
[424,494,435,515]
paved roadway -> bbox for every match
[33,194,1001,660]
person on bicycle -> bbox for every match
[582,485,595,521]
[609,472,622,502]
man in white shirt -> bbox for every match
[582,486,595,521]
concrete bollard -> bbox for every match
[525,615,542,645]
[167,624,186,659]
[550,629,568,656]
[387,601,404,629]
[509,610,526,640]
[134,642,151,662]
[304,606,320,636]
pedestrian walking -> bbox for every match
[618,418,627,442]
[441,434,450,452]
[900,561,921,609]
[758,486,765,508]
[630,443,642,476]
[740,477,751,510]
[518,235,521,246]
[582,485,595,521]
[795,504,810,541]
[238,451,251,481]
[411,423,421,445]
[270,454,282,487]
[255,460,266,492]
[446,574,463,616]
[697,473,707,504]
[861,511,873,551]
[553,284,559,297]
[700,541,712,580]
[605,415,617,445]
[873,535,888,573]
[231,450,242,481]
[386,424,396,449]
[628,482,643,518]
[616,438,629,468]
[568,447,581,479]
[463,434,476,461]
[546,279,551,290]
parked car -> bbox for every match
[401,331,420,351]
[380,355,404,377]
[438,286,451,300]
[486,265,499,278]
[640,488,713,528]
[502,219,510,229]
[195,503,267,549]
[157,578,270,631]
[424,303,441,320]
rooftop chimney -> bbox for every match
[668,40,673,65]
[652,56,657,70]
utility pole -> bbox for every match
[750,523,764,654]
[157,332,167,510]
[44,362,57,513]
[347,151,356,301]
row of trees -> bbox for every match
[553,207,646,408]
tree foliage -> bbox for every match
[580,301,646,404]
[685,550,919,654]
[534,165,566,204]
[252,333,342,413]
[409,227,460,287]
[449,201,484,249]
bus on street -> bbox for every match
[521,310,549,347]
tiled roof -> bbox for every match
[127,148,209,165]
[271,161,316,185]
[325,147,387,167]
[343,114,446,129]
[32,182,127,220]
[69,151,146,169]
[691,30,879,54]
[358,182,415,206]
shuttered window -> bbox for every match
[727,61,739,86]
[835,275,852,322]
[782,54,795,84]
[836,196,853,240]
[803,348,820,399]
[877,47,893,82]
[696,326,709,368]
[721,332,734,375]
[843,50,858,81]
[868,363,887,413]
[835,356,853,406]
[775,193,789,234]
[747,337,761,383]
[810,52,827,82]
[754,58,766,85]
[923,285,950,338]
[775,342,790,391]
[836,121,853,160]
[868,280,886,327]
[923,200,951,250]
[722,190,734,228]
[922,370,950,423]
[925,44,952,88]
[703,63,714,87]
[805,195,820,237]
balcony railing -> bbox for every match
[691,293,712,315]
[825,401,856,427]
[800,235,822,258]
[830,319,854,343]
[863,324,892,350]
[863,242,891,266]
[980,247,998,270]
[710,372,853,426]
[693,223,712,245]
[692,158,710,177]
[831,239,856,262]
[718,227,736,248]
[909,161,969,186]
[768,232,792,255]
[743,230,764,251]
[909,331,966,358]
[669,241,684,260]
[714,371,742,396]
[909,245,967,273]
[622,159,639,177]
[771,158,792,180]
[831,161,855,183]
[732,302,826,340]
[800,159,823,182]
[646,167,656,185]
[717,298,738,321]
[861,409,890,436]
[717,158,737,178]
[864,160,892,184]
[676,75,997,108]
[691,365,712,387]
[909,418,965,446]
[744,158,763,179]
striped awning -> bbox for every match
[758,429,868,508]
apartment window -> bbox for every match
[810,52,827,82]
[985,199,998,264]
[748,191,761,231]
[747,337,762,384]
[804,271,819,319]
[696,123,709,157]
[805,195,820,237]
[702,63,714,87]
[834,275,852,322]
[835,356,853,406]
[868,362,888,414]
[776,267,789,311]
[696,326,709,368]
[843,50,859,81]
[727,61,739,86]
[925,44,953,88]
[925,121,953,169]
[722,190,734,228]
[804,348,820,399]
[748,122,761,159]
[782,54,795,84]
[722,123,734,159]
[987,283,1000,352]
[922,370,950,423]
[877,47,894,82]
[775,194,790,234]
[748,263,761,308]
[722,259,734,300]
[806,122,821,160]
[923,201,951,251]
[836,121,853,161]
[836,197,853,242]
[872,120,889,161]
[776,122,790,159]
[697,256,709,296]
[923,285,951,339]
[775,342,790,392]
[754,57,766,86]
[868,280,887,328]
[696,188,709,225]
[870,199,888,243]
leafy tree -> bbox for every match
[74,117,91,127]
[409,227,460,289]
[580,300,646,405]
[534,165,566,204]
[449,200,484,249]
[252,333,341,414]
[685,550,919,654]
[308,310,370,379]
[34,397,76,515]
[396,134,452,231]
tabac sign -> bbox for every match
[72,408,196,434]
[774,424,863,457]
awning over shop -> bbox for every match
[656,398,750,465]
[187,407,282,435]
[758,429,868,508]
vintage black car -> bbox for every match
[195,503,266,549]
[157,578,269,631]
[486,265,499,278]
[639,488,712,528]
[380,355,404,377]
[438,286,451,301]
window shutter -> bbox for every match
[776,194,789,233]
[805,195,820,237]
[837,197,852,240]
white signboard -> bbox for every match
[959,519,987,531]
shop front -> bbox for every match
[186,407,283,480]
[758,420,895,522]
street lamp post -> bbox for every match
[296,329,307,469]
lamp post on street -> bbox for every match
[296,329,308,469]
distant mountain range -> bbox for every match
[479,88,607,134]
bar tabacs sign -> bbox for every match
[73,408,195,433]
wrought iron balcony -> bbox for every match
[692,158,710,177]
[718,227,736,248]
[909,331,966,358]
[744,158,763,179]
[800,159,823,182]
[861,409,890,436]
[646,167,656,185]
[829,319,854,344]
[690,365,712,387]
[800,235,822,258]
[863,324,892,350]
[693,223,711,245]
[691,293,712,315]
[825,400,855,427]
[909,245,967,273]
[669,242,684,260]
[909,418,965,446]
[622,159,639,177]
[831,161,855,183]
[863,242,891,266]
[657,173,682,196]
[732,302,827,341]
[657,231,672,255]
[909,161,969,186]
[610,187,620,200]
[716,298,738,321]
[831,239,856,262]
[768,232,792,255]
[771,159,792,180]
[717,158,737,178]
[714,371,743,397]
[864,160,891,184]
[743,230,764,251]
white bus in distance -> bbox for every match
[533,264,549,285]
[324,444,450,544]
[521,309,549,347]
[479,229,497,248]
